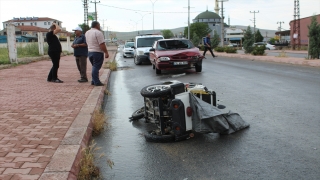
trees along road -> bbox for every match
[93,48,320,180]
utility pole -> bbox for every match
[218,0,228,47]
[90,0,100,21]
[293,0,300,50]
[250,10,259,42]
[82,0,89,26]
[277,21,284,31]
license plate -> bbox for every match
[174,61,188,65]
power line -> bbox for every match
[98,3,202,14]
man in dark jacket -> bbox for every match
[46,23,63,83]
[203,33,217,58]
[71,26,88,83]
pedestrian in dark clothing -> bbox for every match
[85,21,109,86]
[46,23,63,83]
[71,26,88,83]
[203,33,217,58]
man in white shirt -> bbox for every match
[85,21,109,86]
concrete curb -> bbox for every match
[212,52,320,67]
[39,49,117,180]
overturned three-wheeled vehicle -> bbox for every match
[129,81,249,143]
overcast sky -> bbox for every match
[0,0,319,32]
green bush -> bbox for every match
[215,47,225,52]
[252,45,265,56]
[224,47,237,53]
[198,45,205,51]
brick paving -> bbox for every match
[0,47,116,180]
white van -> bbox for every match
[133,34,164,65]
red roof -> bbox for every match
[16,26,49,32]
[3,17,60,23]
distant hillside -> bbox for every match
[111,25,277,41]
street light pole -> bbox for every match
[135,12,151,34]
[150,0,158,32]
[130,19,140,35]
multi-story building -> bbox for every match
[0,17,70,43]
[289,14,320,46]
[2,17,63,29]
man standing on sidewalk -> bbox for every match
[85,21,109,86]
[47,23,63,83]
[203,33,217,58]
[71,26,88,83]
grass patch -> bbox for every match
[78,140,102,180]
[0,43,49,65]
[92,109,106,136]
[104,60,117,71]
[0,48,10,64]
[277,50,288,58]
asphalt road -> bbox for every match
[93,49,320,180]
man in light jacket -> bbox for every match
[85,21,109,86]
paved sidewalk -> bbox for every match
[0,47,117,180]
[207,51,320,67]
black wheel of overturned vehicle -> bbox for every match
[152,64,155,69]
[144,131,175,143]
[195,64,202,72]
[130,107,145,121]
[140,83,172,98]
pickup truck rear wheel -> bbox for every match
[144,130,175,143]
[140,83,171,98]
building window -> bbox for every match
[31,23,33,26]
[35,22,37,26]
[48,22,51,25]
[22,23,24,26]
[44,22,47,25]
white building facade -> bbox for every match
[2,17,63,29]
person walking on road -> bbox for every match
[46,23,63,83]
[85,21,109,86]
[71,26,88,83]
[203,33,217,58]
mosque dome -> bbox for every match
[194,10,221,20]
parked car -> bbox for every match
[254,42,276,50]
[149,39,204,74]
[122,41,135,58]
[227,43,238,47]
[133,34,164,65]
